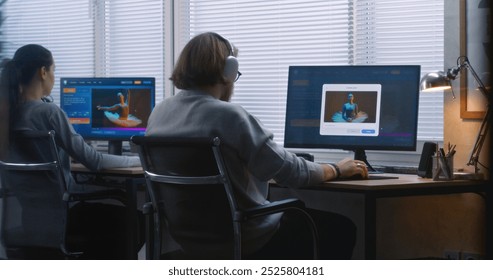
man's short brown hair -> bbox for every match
[170,32,237,90]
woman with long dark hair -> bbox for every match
[0,44,142,259]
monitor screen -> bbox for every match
[284,65,421,166]
[60,77,155,153]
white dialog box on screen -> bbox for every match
[319,83,381,136]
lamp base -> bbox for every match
[453,172,485,181]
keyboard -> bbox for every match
[333,173,399,181]
[315,161,399,180]
[367,174,399,180]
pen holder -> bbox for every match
[432,154,454,181]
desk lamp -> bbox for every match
[420,56,490,175]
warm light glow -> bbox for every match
[421,85,451,92]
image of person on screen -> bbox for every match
[332,92,368,123]
[146,32,369,260]
[96,90,142,127]
[0,44,144,259]
[342,93,357,121]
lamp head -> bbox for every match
[419,64,463,100]
[419,71,452,92]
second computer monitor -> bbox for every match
[284,65,421,167]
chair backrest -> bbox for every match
[131,136,240,259]
[0,130,70,253]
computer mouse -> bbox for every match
[344,173,366,180]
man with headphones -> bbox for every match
[146,32,367,259]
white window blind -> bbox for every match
[176,0,444,143]
[177,0,352,142]
[3,0,95,105]
[99,0,166,103]
[354,0,444,140]
[3,0,444,145]
[3,0,166,104]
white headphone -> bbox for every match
[216,34,239,82]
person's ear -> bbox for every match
[39,66,48,80]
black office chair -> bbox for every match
[131,135,319,260]
[0,130,127,259]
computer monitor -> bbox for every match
[284,65,421,170]
[60,77,155,155]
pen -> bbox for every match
[447,143,456,156]
[448,148,456,157]
[439,148,452,179]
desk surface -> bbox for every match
[324,173,484,187]
[274,173,487,196]
[71,163,144,175]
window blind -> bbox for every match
[3,0,166,104]
[177,0,352,142]
[354,0,444,140]
[177,0,444,143]
[100,0,166,103]
[3,0,444,145]
[3,0,95,105]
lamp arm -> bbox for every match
[459,57,490,173]
[467,106,490,173]
[461,58,489,98]
[448,56,491,173]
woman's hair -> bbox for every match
[0,44,53,158]
[170,32,237,90]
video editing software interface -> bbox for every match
[284,65,421,153]
[60,77,155,141]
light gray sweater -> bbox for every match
[13,100,141,190]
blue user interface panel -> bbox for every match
[60,77,155,140]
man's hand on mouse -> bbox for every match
[336,158,369,179]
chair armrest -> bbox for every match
[237,197,320,259]
[234,198,305,221]
[142,201,154,215]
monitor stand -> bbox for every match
[353,148,380,173]
[108,140,123,155]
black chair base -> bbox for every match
[5,247,67,260]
